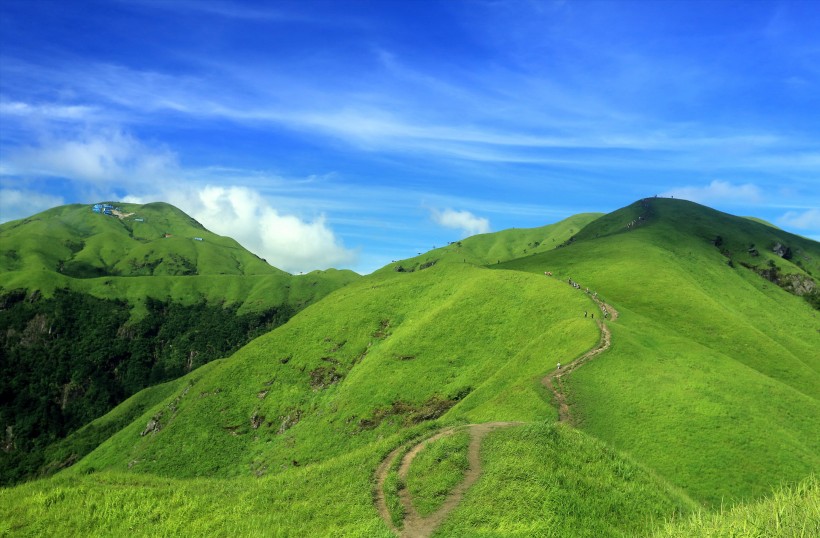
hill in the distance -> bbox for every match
[0,201,359,486]
[1,198,817,536]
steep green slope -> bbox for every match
[500,198,820,505]
[66,262,599,478]
[0,202,359,486]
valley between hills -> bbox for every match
[1,197,818,537]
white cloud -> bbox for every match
[662,180,762,205]
[0,101,97,121]
[4,130,177,184]
[166,186,356,274]
[777,208,820,230]
[430,208,490,237]
[0,189,65,223]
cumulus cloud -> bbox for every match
[662,180,762,204]
[0,188,65,223]
[4,130,177,184]
[430,208,490,237]
[166,186,356,273]
[777,208,820,230]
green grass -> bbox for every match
[384,467,405,529]
[1,197,817,536]
[0,202,360,318]
[434,422,697,537]
[63,262,596,479]
[0,444,397,537]
[500,198,820,505]
[654,475,819,538]
[405,430,471,516]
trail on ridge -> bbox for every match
[374,280,617,536]
[542,287,618,424]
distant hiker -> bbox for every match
[557,362,561,370]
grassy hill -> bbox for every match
[500,198,820,505]
[0,202,359,486]
[0,202,359,315]
[1,198,817,536]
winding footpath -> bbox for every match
[542,292,619,424]
[373,280,618,537]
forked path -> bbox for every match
[374,283,617,536]
[375,422,520,538]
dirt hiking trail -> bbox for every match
[375,422,521,538]
[374,280,617,536]
[542,286,618,424]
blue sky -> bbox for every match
[1,0,819,273]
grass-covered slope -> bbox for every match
[0,202,359,486]
[436,423,698,537]
[0,202,360,315]
[500,198,820,505]
[1,198,817,536]
[66,262,599,478]
[653,474,819,538]
[0,423,702,537]
[0,202,277,277]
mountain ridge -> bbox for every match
[1,197,818,536]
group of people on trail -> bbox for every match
[546,271,611,320]
[626,215,645,230]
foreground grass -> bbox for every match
[405,430,471,516]
[0,439,400,537]
[654,475,819,538]
[435,422,697,537]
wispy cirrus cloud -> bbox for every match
[2,129,177,184]
[0,188,64,223]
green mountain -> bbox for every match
[0,202,359,315]
[0,201,359,486]
[1,198,817,536]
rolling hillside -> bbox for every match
[0,202,359,486]
[1,198,817,536]
[0,202,359,315]
[500,198,820,504]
